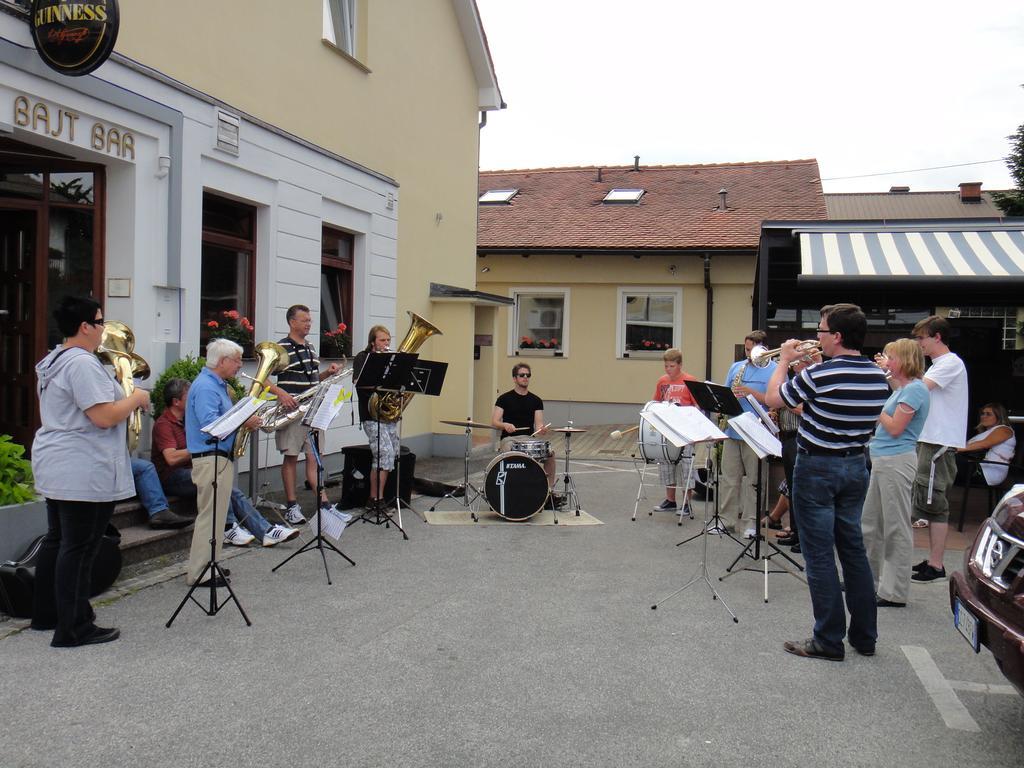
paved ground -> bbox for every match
[2,454,1021,768]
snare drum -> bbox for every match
[509,439,551,461]
[638,400,694,463]
[484,451,550,521]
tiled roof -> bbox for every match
[825,191,1008,220]
[478,160,826,251]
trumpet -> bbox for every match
[749,340,821,369]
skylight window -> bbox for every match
[603,188,645,203]
[479,189,519,204]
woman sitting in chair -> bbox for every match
[957,402,1016,487]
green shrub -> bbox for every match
[0,434,35,505]
[151,355,245,418]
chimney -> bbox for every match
[718,188,728,211]
[889,185,910,194]
[958,181,982,203]
[596,167,602,182]
[633,155,640,171]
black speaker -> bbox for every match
[339,445,415,509]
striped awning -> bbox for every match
[798,228,1024,281]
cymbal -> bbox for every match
[440,418,501,430]
[553,426,588,433]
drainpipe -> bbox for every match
[704,253,713,379]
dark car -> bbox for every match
[949,483,1024,695]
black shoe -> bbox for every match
[51,626,120,648]
[876,597,906,607]
[911,559,930,573]
[652,499,678,512]
[149,509,193,529]
[911,564,946,583]
[777,534,798,546]
[763,517,784,530]
[790,543,802,554]
[852,644,876,657]
[783,638,844,661]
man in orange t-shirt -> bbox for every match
[651,348,697,513]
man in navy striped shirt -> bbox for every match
[766,304,889,661]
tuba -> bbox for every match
[233,341,290,458]
[367,312,442,422]
[96,321,150,453]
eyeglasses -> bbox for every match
[87,318,105,327]
[816,327,835,335]
[516,373,531,378]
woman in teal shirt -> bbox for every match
[861,338,930,607]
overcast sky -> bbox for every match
[476,0,1024,194]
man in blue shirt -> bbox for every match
[721,331,776,538]
[183,339,262,587]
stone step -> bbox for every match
[111,496,197,568]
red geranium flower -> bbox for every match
[207,320,219,329]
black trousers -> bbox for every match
[32,498,114,645]
[781,434,799,537]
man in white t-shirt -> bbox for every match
[910,316,968,584]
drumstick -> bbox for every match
[610,425,640,439]
[531,423,551,437]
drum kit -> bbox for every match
[433,418,587,523]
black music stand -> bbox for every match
[675,380,744,544]
[273,391,355,583]
[717,409,806,601]
[395,359,448,522]
[166,432,251,628]
[353,351,416,539]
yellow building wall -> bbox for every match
[477,252,757,405]
[116,1,485,438]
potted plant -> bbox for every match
[203,309,254,357]
[0,434,46,563]
[320,322,351,359]
[150,356,246,418]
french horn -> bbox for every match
[367,312,442,422]
[233,341,290,458]
[96,321,150,453]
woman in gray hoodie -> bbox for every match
[31,296,150,647]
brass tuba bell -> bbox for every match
[367,312,442,422]
[96,321,150,453]
[233,341,290,458]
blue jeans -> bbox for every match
[131,458,169,518]
[792,451,877,653]
[161,467,270,538]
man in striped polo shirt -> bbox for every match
[267,304,341,524]
[766,303,889,661]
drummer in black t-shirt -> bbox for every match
[492,363,559,502]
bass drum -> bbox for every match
[638,400,694,463]
[484,451,550,521]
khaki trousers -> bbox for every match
[720,439,760,529]
[186,456,234,585]
[861,451,916,603]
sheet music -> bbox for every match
[307,383,351,430]
[745,394,780,435]
[306,507,349,541]
[201,395,261,440]
[728,411,782,459]
[642,402,727,447]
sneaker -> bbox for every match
[284,503,307,526]
[911,559,930,573]
[320,503,354,524]
[744,527,757,539]
[681,503,694,519]
[653,499,678,512]
[262,524,300,547]
[224,523,255,547]
[911,564,946,583]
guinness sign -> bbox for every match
[30,0,120,77]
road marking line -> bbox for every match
[901,645,981,732]
[947,679,1020,696]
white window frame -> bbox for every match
[508,287,570,357]
[323,0,356,56]
[616,287,683,359]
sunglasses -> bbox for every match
[516,372,531,378]
[87,318,105,326]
